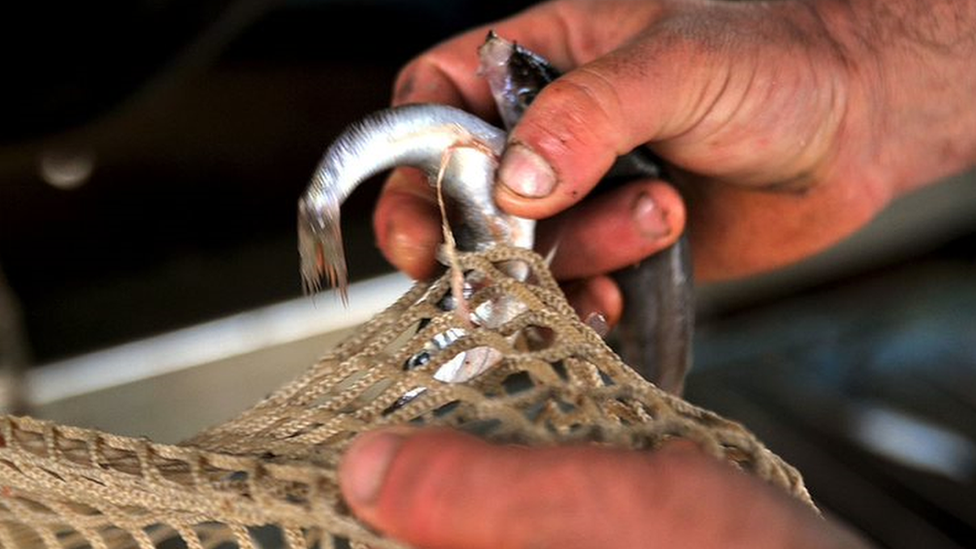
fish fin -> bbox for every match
[542,238,560,267]
[298,197,349,304]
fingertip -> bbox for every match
[565,275,624,328]
[630,181,687,252]
[392,56,469,108]
[390,31,499,120]
[339,430,409,516]
[633,187,681,242]
[543,179,686,280]
[341,428,499,547]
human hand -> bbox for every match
[338,428,869,548]
[373,0,976,323]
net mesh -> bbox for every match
[0,246,814,548]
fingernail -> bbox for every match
[583,312,610,338]
[498,143,556,198]
[340,430,407,506]
[633,192,671,240]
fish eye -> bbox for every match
[517,90,537,109]
[405,351,431,370]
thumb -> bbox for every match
[493,33,700,220]
[493,1,843,220]
[338,428,861,549]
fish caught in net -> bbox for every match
[0,245,813,549]
[0,29,816,548]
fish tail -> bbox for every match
[298,197,348,303]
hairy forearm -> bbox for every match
[857,0,976,49]
[813,0,976,194]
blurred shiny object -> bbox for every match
[852,402,976,483]
[38,147,95,190]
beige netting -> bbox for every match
[0,245,814,549]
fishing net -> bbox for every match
[0,245,814,549]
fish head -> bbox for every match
[478,31,561,129]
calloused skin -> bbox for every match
[349,0,976,547]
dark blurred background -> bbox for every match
[0,0,537,362]
[0,1,974,548]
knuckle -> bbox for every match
[531,72,621,155]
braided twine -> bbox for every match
[0,246,814,548]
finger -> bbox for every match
[563,275,623,328]
[339,428,866,549]
[373,168,442,280]
[493,29,708,219]
[537,179,685,280]
[392,32,494,116]
[392,0,667,116]
[494,0,853,220]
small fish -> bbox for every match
[478,31,694,394]
[298,104,536,391]
[298,103,534,300]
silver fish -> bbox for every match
[478,31,694,394]
[298,104,535,390]
[299,103,534,299]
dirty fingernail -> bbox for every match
[498,143,556,198]
[340,430,407,506]
[634,192,670,240]
[583,312,610,338]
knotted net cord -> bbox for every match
[0,246,813,548]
